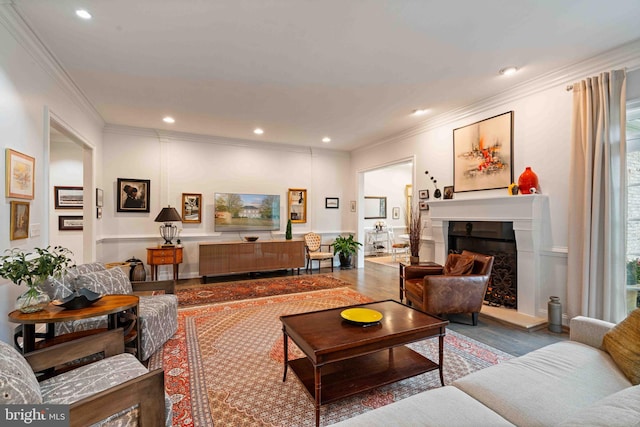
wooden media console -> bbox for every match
[199,239,306,282]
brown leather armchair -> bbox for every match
[404,250,494,326]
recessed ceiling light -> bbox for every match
[253,128,264,135]
[322,137,331,143]
[412,109,428,116]
[75,9,92,20]
[162,116,175,124]
[499,67,518,76]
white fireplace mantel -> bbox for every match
[428,195,550,318]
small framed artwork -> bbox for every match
[96,188,104,207]
[418,189,429,199]
[443,186,454,199]
[392,206,400,219]
[96,207,103,219]
[350,201,356,212]
[6,149,35,200]
[59,215,83,231]
[325,197,339,209]
[453,111,513,192]
[288,188,307,223]
[54,186,83,209]
[10,201,29,240]
[117,178,150,212]
[419,201,429,211]
[182,193,202,223]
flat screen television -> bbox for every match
[214,193,280,231]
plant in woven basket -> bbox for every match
[0,246,74,312]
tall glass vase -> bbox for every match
[16,285,50,313]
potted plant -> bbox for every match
[333,234,362,269]
[408,206,421,264]
[0,246,74,313]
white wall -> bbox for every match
[0,7,104,343]
[98,127,352,279]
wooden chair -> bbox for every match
[388,228,410,262]
[303,232,334,274]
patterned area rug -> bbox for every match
[175,274,351,307]
[149,288,513,426]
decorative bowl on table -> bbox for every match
[51,288,103,310]
[340,308,383,326]
[244,236,259,242]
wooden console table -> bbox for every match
[199,239,305,282]
[147,246,183,280]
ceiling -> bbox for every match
[11,0,640,151]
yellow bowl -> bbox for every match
[340,308,383,324]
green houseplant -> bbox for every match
[0,246,74,312]
[333,234,362,269]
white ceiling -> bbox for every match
[11,0,640,151]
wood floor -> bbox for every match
[179,260,569,357]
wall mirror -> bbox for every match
[364,196,387,219]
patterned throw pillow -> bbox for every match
[0,340,42,404]
[602,308,640,385]
[443,253,475,275]
[75,267,133,295]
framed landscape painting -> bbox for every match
[453,111,513,193]
[10,201,29,240]
[182,193,202,223]
[54,186,83,209]
[5,149,35,200]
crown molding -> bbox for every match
[0,3,104,126]
[356,38,640,153]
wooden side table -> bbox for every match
[147,246,183,281]
[8,294,140,358]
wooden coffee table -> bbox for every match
[280,300,448,426]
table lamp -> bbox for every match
[154,206,182,244]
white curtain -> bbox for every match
[567,70,627,323]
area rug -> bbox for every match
[175,274,352,307]
[149,287,513,426]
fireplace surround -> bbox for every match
[428,195,549,319]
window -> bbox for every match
[626,100,640,313]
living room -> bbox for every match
[2,1,640,426]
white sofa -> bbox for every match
[333,316,640,427]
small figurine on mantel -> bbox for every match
[508,183,519,195]
[425,171,442,199]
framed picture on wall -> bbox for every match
[392,206,400,219]
[59,215,83,231]
[350,200,356,212]
[54,186,83,209]
[419,201,429,211]
[10,201,29,240]
[288,188,307,223]
[6,149,35,200]
[418,189,429,199]
[325,197,339,209]
[117,178,150,212]
[182,193,202,223]
[453,111,513,192]
[443,186,454,199]
[96,188,104,207]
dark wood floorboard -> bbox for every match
[177,260,569,357]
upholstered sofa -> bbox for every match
[0,328,171,426]
[40,262,178,361]
[333,314,640,426]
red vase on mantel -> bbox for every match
[518,167,539,195]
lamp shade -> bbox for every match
[154,206,182,223]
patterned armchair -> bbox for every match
[41,262,177,361]
[303,232,335,273]
[0,328,171,426]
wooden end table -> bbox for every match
[147,246,183,280]
[8,294,140,359]
[280,300,448,426]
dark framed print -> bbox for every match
[419,201,429,211]
[10,201,29,240]
[182,193,202,223]
[453,111,513,192]
[54,186,83,209]
[418,189,429,199]
[117,178,150,212]
[325,197,339,209]
[96,188,104,207]
[6,149,35,200]
[59,215,83,231]
[443,186,454,199]
[288,188,307,223]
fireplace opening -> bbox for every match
[448,221,517,309]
